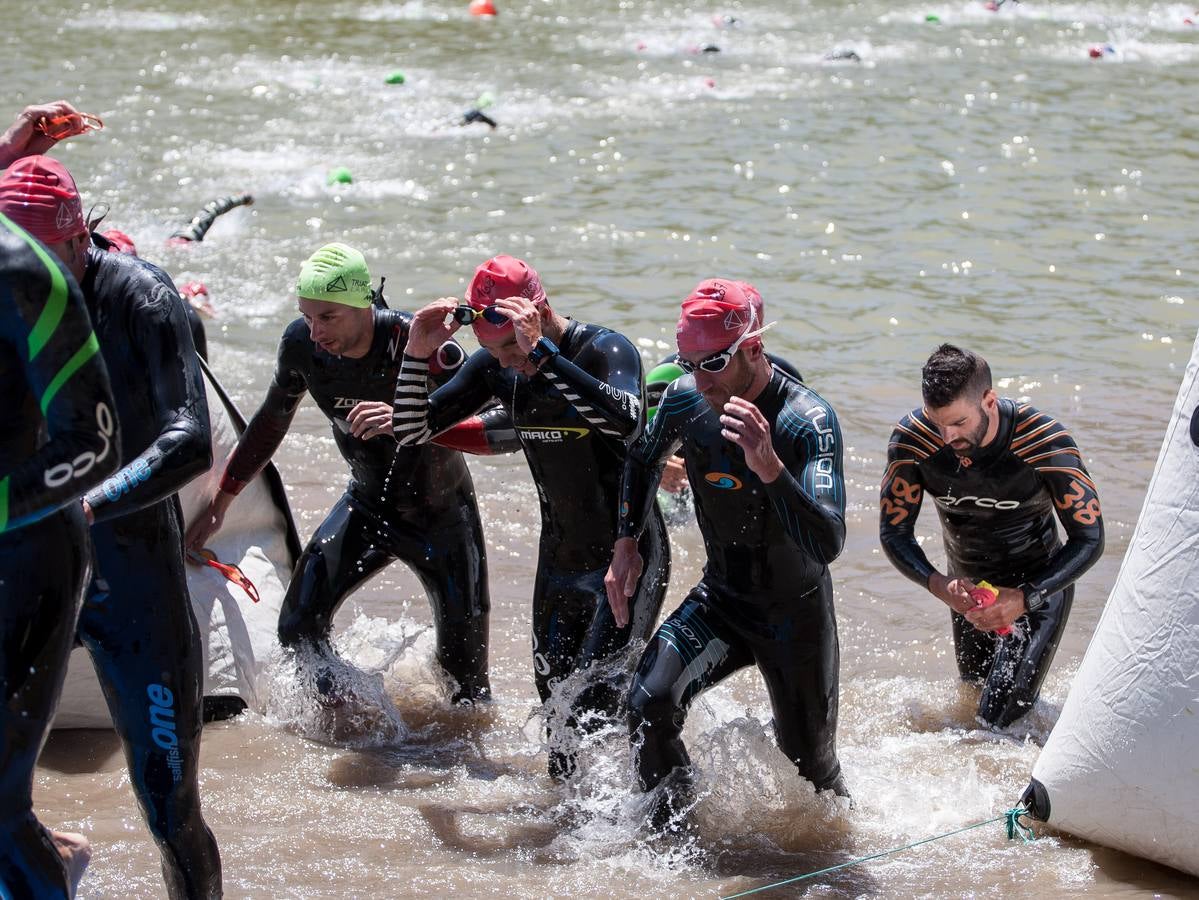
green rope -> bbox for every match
[720,807,1034,899]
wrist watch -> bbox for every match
[527,336,559,367]
[1018,582,1047,613]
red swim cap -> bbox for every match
[737,280,764,323]
[465,254,546,341]
[0,155,87,245]
[101,228,138,255]
[676,279,760,356]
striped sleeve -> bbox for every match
[392,354,434,445]
[878,409,941,586]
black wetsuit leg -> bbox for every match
[278,491,491,703]
[953,586,1072,728]
[629,577,847,797]
[78,505,220,900]
[532,511,669,778]
[754,576,846,795]
[627,594,753,792]
[0,508,89,899]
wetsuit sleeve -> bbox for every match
[0,235,119,533]
[219,336,308,494]
[617,379,695,539]
[1011,411,1105,595]
[169,193,253,243]
[393,348,497,446]
[878,417,938,586]
[762,395,846,565]
[84,274,212,521]
[541,330,642,439]
[431,405,522,455]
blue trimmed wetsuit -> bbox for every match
[394,319,668,778]
[220,308,491,703]
[77,242,220,900]
[879,399,1104,727]
[618,366,849,800]
[0,216,118,899]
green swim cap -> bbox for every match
[646,361,686,422]
[296,243,372,308]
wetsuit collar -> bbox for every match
[966,397,1016,467]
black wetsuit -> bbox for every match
[77,243,221,900]
[619,367,848,799]
[222,309,490,702]
[0,217,118,899]
[879,399,1104,728]
[394,319,669,777]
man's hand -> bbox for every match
[184,490,236,555]
[659,455,689,494]
[928,572,978,615]
[405,297,462,359]
[0,101,81,168]
[492,296,543,355]
[720,396,783,483]
[347,401,394,440]
[81,499,94,525]
[964,585,1026,632]
[604,537,644,628]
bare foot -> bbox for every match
[50,830,91,897]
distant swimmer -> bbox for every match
[608,279,849,829]
[394,256,668,780]
[0,100,101,170]
[0,204,118,899]
[94,192,255,361]
[185,243,493,707]
[0,156,222,899]
[461,108,498,129]
[879,344,1104,728]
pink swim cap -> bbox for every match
[465,255,546,341]
[676,279,760,356]
[0,155,87,245]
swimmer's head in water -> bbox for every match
[101,228,138,255]
[465,254,547,343]
[296,242,373,308]
[0,155,87,245]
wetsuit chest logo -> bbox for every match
[516,426,590,443]
[936,494,1020,510]
[333,397,360,410]
[704,472,743,490]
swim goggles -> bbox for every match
[187,548,261,604]
[677,320,777,374]
[36,112,104,141]
[452,304,509,327]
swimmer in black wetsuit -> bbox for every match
[0,156,221,900]
[394,255,669,779]
[879,344,1103,728]
[186,243,491,706]
[0,211,118,899]
[96,191,255,362]
[607,279,849,826]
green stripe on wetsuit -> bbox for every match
[0,476,8,532]
[0,211,101,413]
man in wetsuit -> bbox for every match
[185,243,491,705]
[393,255,668,779]
[0,213,118,899]
[879,344,1103,728]
[607,279,849,825]
[0,156,221,899]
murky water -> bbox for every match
[8,0,1198,894]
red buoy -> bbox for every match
[469,0,497,17]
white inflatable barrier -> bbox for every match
[53,362,297,729]
[1024,329,1199,877]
